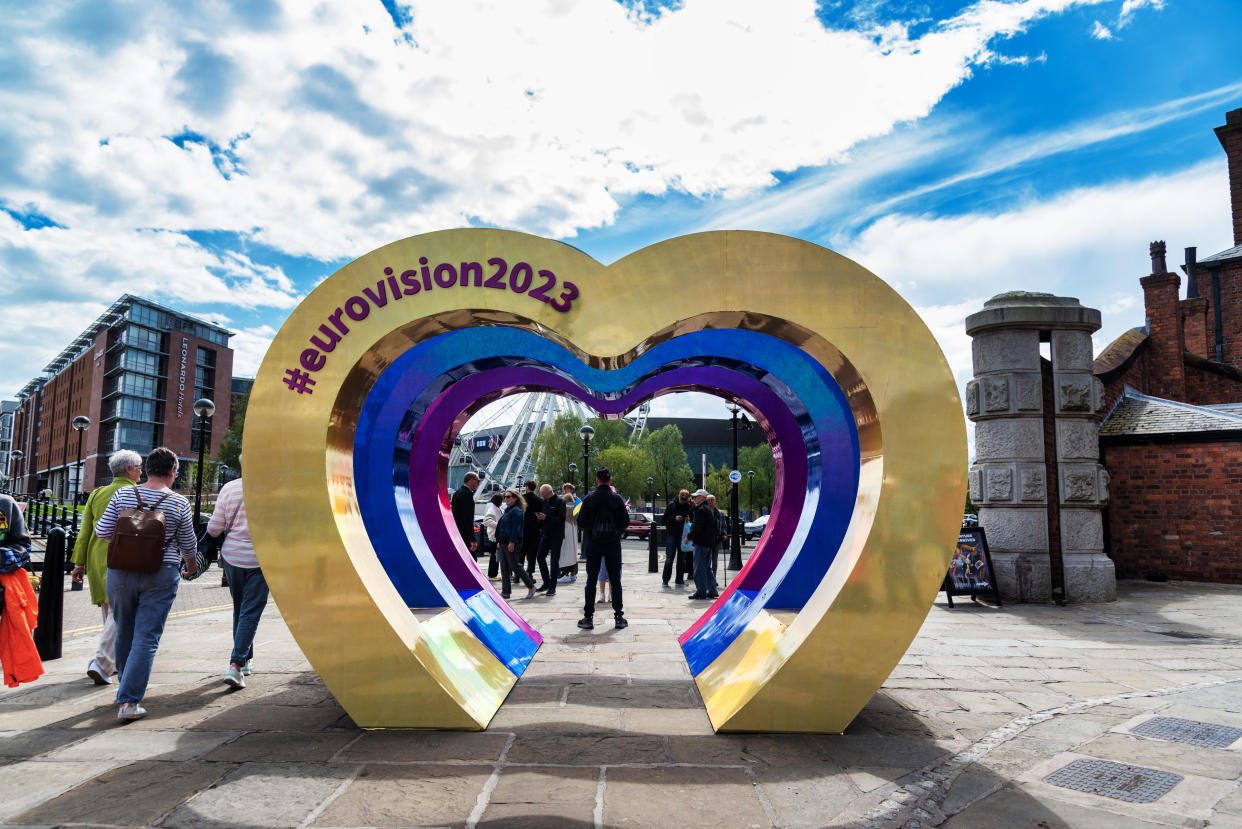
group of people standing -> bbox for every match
[663,488,728,601]
[450,467,630,629]
[71,447,267,722]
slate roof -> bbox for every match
[1099,387,1242,438]
[1093,327,1148,377]
[1199,244,1242,266]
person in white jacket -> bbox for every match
[481,492,503,579]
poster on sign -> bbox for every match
[941,527,1001,607]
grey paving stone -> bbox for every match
[565,680,697,708]
[943,785,1173,828]
[200,730,356,762]
[45,727,243,761]
[1078,732,1242,780]
[812,734,954,771]
[506,733,667,765]
[187,702,348,732]
[0,759,119,822]
[754,765,857,828]
[310,763,491,827]
[503,682,566,705]
[12,760,235,826]
[666,734,826,767]
[478,766,598,827]
[337,730,510,762]
[603,766,771,828]
[0,728,90,758]
[161,761,355,828]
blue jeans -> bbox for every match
[107,563,180,704]
[224,562,270,666]
[693,544,718,596]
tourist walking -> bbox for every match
[686,489,719,600]
[95,447,198,721]
[451,472,480,557]
[496,489,536,600]
[577,468,629,630]
[521,480,541,578]
[557,484,578,583]
[661,489,693,586]
[534,483,566,596]
[206,470,266,690]
[481,492,504,579]
[70,449,142,685]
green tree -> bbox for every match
[641,425,694,504]
[594,444,651,505]
[530,413,631,488]
[737,442,775,516]
[217,392,248,472]
[704,463,733,508]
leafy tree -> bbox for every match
[594,444,652,505]
[737,442,775,516]
[641,425,694,505]
[530,413,631,489]
[217,392,248,472]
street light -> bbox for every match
[11,450,23,494]
[193,398,215,530]
[579,424,594,494]
[646,476,654,509]
[727,403,752,570]
[568,462,577,488]
[71,415,90,531]
[747,469,755,518]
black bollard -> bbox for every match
[647,525,658,573]
[34,527,67,660]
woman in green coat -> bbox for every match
[70,449,143,685]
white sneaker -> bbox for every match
[223,665,245,689]
[240,662,252,677]
[87,661,112,685]
[557,574,572,584]
[117,703,146,721]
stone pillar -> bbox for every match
[965,292,1116,603]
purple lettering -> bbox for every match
[433,262,457,288]
[400,269,421,295]
[300,348,327,372]
[344,295,370,321]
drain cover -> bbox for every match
[1043,759,1182,803]
[1131,717,1242,749]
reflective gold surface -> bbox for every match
[245,229,965,731]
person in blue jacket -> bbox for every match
[495,489,536,600]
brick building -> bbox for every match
[9,295,233,498]
[1094,108,1242,583]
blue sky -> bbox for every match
[1,0,1239,422]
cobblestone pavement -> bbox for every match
[3,541,1241,828]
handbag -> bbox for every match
[197,494,242,564]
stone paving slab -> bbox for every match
[3,552,1242,828]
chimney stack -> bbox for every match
[1149,240,1168,274]
[1216,108,1242,246]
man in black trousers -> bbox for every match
[533,483,566,595]
[451,472,480,557]
[577,468,630,630]
[522,479,541,579]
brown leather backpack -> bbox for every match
[107,486,172,573]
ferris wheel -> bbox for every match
[450,394,650,494]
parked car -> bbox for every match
[624,512,653,539]
[743,514,769,541]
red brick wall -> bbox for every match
[1140,272,1186,400]
[1100,349,1151,413]
[1216,108,1242,247]
[1220,261,1242,370]
[1103,439,1242,583]
[1182,297,1210,358]
[1185,363,1242,405]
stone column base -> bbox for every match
[1063,553,1116,602]
[990,552,1051,603]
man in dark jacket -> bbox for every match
[661,489,693,587]
[577,468,629,630]
[533,483,566,595]
[451,472,480,557]
[686,489,719,600]
[522,480,541,578]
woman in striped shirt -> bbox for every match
[95,447,198,721]
[206,468,265,690]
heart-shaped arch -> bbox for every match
[244,229,965,731]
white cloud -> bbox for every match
[1091,20,1113,39]
[225,325,277,379]
[1119,0,1165,27]
[0,0,1116,268]
[842,161,1232,411]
